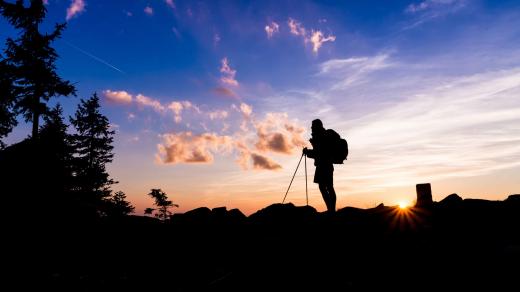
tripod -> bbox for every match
[282,152,308,205]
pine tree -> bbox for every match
[0,61,17,148]
[104,191,135,217]
[70,93,116,214]
[0,0,75,140]
[38,103,75,205]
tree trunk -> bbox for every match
[32,96,39,140]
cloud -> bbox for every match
[214,33,221,46]
[405,0,460,13]
[167,101,199,123]
[309,30,336,53]
[341,68,520,187]
[239,103,252,118]
[156,132,233,164]
[251,153,282,170]
[403,0,466,29]
[265,21,280,39]
[288,18,306,36]
[254,113,307,154]
[213,87,238,99]
[103,90,133,104]
[287,18,336,53]
[136,94,166,112]
[144,6,153,15]
[66,0,86,21]
[220,57,239,87]
[208,110,229,120]
[319,54,393,89]
[165,0,175,9]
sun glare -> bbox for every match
[398,201,410,209]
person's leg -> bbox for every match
[326,183,336,213]
[319,183,330,211]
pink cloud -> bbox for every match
[265,21,280,39]
[136,94,165,112]
[288,18,306,36]
[309,30,336,53]
[66,0,86,21]
[103,90,133,104]
[220,57,239,87]
[157,132,233,164]
[144,6,153,15]
[287,18,336,53]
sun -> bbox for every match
[398,201,410,209]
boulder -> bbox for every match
[439,193,463,206]
[415,183,433,207]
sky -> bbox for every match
[2,0,520,215]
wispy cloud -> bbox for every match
[220,57,239,87]
[66,0,86,21]
[405,0,461,13]
[319,53,393,89]
[265,21,280,39]
[287,18,336,54]
[144,5,153,16]
[342,68,520,189]
[213,87,238,99]
[403,0,466,29]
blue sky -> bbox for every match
[2,0,520,214]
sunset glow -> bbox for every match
[2,0,520,215]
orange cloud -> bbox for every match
[103,90,133,104]
[254,113,307,154]
[157,132,233,164]
[136,94,166,112]
[251,153,282,170]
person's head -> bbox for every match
[311,119,325,134]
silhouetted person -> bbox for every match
[303,119,336,213]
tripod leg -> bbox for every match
[305,154,308,206]
[282,153,304,204]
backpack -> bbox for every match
[325,129,349,164]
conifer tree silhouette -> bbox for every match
[0,0,75,140]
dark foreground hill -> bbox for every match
[6,193,520,291]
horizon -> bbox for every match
[2,0,520,216]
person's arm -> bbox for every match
[303,147,316,159]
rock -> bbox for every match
[415,183,433,207]
[439,193,463,205]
